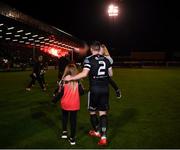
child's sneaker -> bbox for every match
[68,137,76,145]
[98,136,107,146]
[61,131,68,139]
[89,130,101,138]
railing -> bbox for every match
[113,61,180,67]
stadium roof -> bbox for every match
[0,2,84,57]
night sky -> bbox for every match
[1,0,180,53]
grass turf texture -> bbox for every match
[0,68,180,148]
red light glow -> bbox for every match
[40,46,69,58]
[49,48,59,57]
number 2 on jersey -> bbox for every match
[98,61,106,75]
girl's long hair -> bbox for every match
[101,44,110,56]
[62,64,79,92]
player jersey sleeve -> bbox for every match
[83,57,91,70]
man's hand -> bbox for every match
[63,75,72,81]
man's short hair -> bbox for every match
[90,41,101,51]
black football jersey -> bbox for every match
[33,61,45,75]
[83,54,112,86]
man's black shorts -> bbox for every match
[88,86,109,111]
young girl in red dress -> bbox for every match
[52,64,84,145]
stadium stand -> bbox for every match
[0,2,84,71]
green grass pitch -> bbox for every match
[0,68,180,148]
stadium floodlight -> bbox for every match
[17,30,23,33]
[0,23,4,26]
[35,40,40,42]
[39,37,44,39]
[0,36,3,38]
[49,40,54,42]
[19,41,24,43]
[5,38,11,40]
[108,4,119,17]
[40,41,45,44]
[44,38,49,41]
[0,30,2,32]
[6,32,12,35]
[36,44,40,46]
[7,27,15,30]
[22,37,28,39]
[28,38,34,41]
[32,34,38,38]
[64,44,69,47]
[14,34,21,37]
[25,32,31,35]
[13,39,18,42]
[69,45,74,49]
[25,42,30,44]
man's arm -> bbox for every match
[108,67,113,77]
[106,56,113,65]
[64,68,89,81]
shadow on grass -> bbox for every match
[78,123,90,135]
[30,101,61,137]
[109,108,138,141]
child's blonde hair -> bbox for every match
[101,44,110,56]
[62,64,79,91]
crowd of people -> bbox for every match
[25,41,121,146]
[0,47,57,71]
[0,48,31,71]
